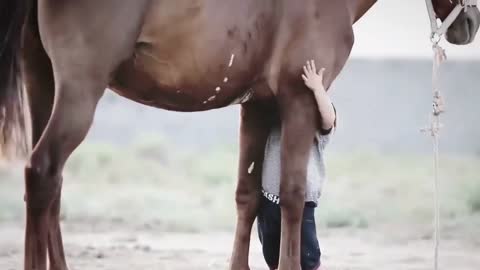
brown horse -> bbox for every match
[0,0,478,270]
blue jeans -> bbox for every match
[257,195,321,270]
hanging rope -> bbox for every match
[422,1,477,269]
[421,43,447,270]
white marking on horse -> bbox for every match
[223,77,229,83]
[228,54,235,67]
[215,87,221,92]
[248,162,255,174]
[208,95,216,101]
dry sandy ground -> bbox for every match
[1,222,479,270]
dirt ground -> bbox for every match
[1,222,479,270]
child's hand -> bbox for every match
[302,60,326,93]
[302,60,335,130]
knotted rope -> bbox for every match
[421,43,447,270]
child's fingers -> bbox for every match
[311,60,317,74]
[307,60,313,74]
[302,74,308,82]
[303,65,309,76]
[307,60,314,74]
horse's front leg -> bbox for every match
[230,101,275,270]
[278,86,318,270]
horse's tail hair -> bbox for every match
[0,0,33,159]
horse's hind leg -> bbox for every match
[21,18,58,270]
[230,102,274,270]
[23,12,73,270]
[21,16,66,270]
[24,2,148,269]
[24,68,105,270]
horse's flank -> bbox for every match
[110,0,356,112]
[110,0,280,111]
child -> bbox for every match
[257,60,336,270]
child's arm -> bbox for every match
[302,60,336,131]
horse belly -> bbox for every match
[110,54,270,112]
[109,0,276,111]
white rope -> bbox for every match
[422,44,446,270]
[422,1,478,268]
[433,126,440,270]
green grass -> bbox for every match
[1,135,479,233]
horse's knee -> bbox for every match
[235,183,260,215]
[24,160,61,216]
[280,182,305,220]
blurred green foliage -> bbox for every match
[1,135,479,233]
